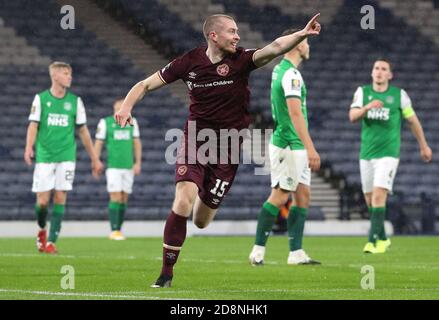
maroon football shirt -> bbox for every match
[158,46,259,131]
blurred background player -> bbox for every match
[249,30,321,266]
[24,61,103,254]
[115,14,321,287]
[349,59,433,254]
[94,98,142,240]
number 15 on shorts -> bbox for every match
[210,179,229,197]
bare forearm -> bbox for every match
[94,140,103,160]
[121,72,165,113]
[26,123,38,149]
[349,107,368,123]
[289,112,315,151]
[79,126,98,162]
[408,117,429,148]
[272,31,306,56]
[134,139,142,164]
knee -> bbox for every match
[193,219,208,229]
[268,191,289,208]
[296,191,310,207]
[37,199,49,209]
[173,196,195,214]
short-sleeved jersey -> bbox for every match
[270,59,308,150]
[158,46,259,131]
[350,85,413,160]
[95,116,140,169]
[28,89,86,163]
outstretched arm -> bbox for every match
[406,115,432,162]
[115,72,166,128]
[253,13,321,68]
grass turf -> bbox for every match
[0,236,439,300]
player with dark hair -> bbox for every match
[249,29,321,266]
[115,13,322,287]
[349,59,432,253]
[94,98,142,240]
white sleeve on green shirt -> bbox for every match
[133,118,140,138]
[76,97,87,125]
[400,89,412,110]
[95,118,106,140]
[282,69,302,99]
[350,87,363,108]
[28,94,41,122]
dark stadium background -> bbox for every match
[0,0,437,235]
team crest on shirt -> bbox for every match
[177,165,187,176]
[386,96,394,104]
[64,102,72,111]
[47,102,52,108]
[216,64,229,77]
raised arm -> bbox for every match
[253,13,321,68]
[114,72,166,128]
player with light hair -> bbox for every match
[349,59,432,253]
[94,98,142,240]
[24,61,103,254]
[115,13,322,287]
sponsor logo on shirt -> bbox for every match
[185,80,234,91]
[48,113,69,127]
[216,64,229,77]
[212,198,220,205]
[188,72,197,79]
[31,105,36,114]
[367,108,390,121]
[47,102,52,108]
[114,130,130,140]
[292,79,301,90]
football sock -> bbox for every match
[117,203,127,231]
[48,204,65,243]
[255,201,279,246]
[368,207,385,244]
[108,201,119,231]
[288,206,308,251]
[161,211,187,277]
[35,204,48,229]
[374,207,387,241]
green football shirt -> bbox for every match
[28,89,86,163]
[95,116,140,169]
[270,58,308,150]
[350,84,414,160]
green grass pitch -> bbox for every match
[1,236,439,300]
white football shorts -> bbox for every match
[360,157,400,193]
[32,161,76,192]
[106,168,134,194]
[269,144,311,192]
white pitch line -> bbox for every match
[0,289,191,300]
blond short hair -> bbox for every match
[202,14,235,41]
[49,61,72,76]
